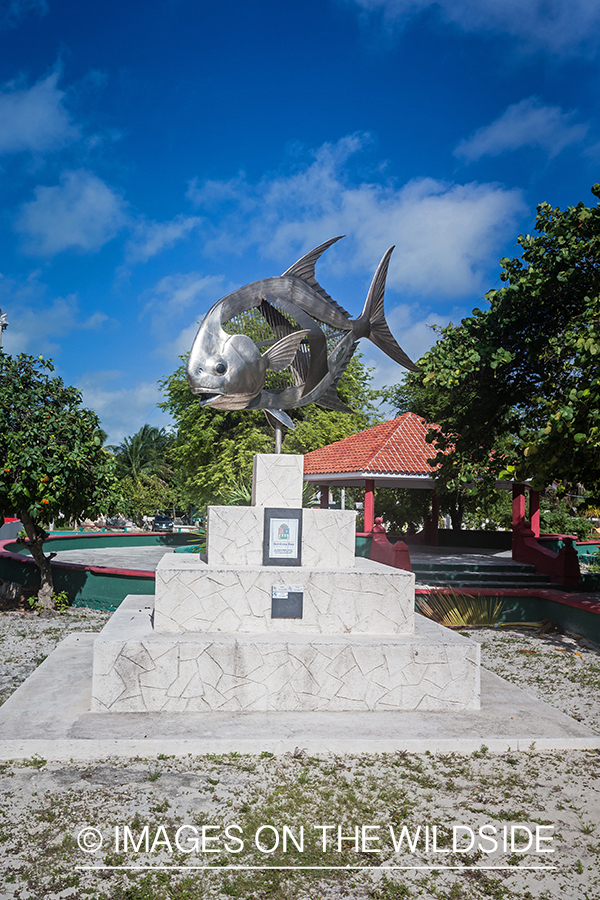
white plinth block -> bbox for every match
[252,453,304,507]
[90,450,482,718]
[301,509,356,568]
[205,505,356,569]
[206,506,263,566]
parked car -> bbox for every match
[153,514,173,533]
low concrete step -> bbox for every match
[415,578,555,590]
[412,561,537,574]
[412,570,551,585]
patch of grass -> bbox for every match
[21,754,46,768]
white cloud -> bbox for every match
[1,0,47,28]
[188,134,525,298]
[125,214,202,264]
[140,271,228,358]
[0,70,78,155]
[455,98,589,162]
[0,273,109,355]
[76,372,171,445]
[361,301,469,390]
[162,320,202,361]
[146,271,226,314]
[15,168,128,255]
[346,0,600,56]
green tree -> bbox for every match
[282,355,382,454]
[374,487,432,534]
[160,354,383,507]
[109,424,181,523]
[0,352,118,609]
[117,474,179,524]
[386,184,600,518]
[109,424,173,482]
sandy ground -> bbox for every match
[0,609,597,900]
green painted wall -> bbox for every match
[0,532,196,610]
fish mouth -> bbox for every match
[193,390,224,406]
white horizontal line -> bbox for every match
[76,864,558,872]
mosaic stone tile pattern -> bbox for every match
[91,600,480,713]
[205,506,356,569]
[252,453,304,507]
[154,557,414,635]
[90,453,482,716]
[206,506,263,566]
[301,509,356,568]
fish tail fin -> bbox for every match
[355,247,421,373]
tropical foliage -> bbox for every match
[386,184,600,523]
[0,352,118,609]
[108,425,180,523]
[109,424,173,482]
[416,589,507,628]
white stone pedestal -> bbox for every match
[91,454,480,713]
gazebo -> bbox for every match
[303,413,581,585]
[303,412,440,538]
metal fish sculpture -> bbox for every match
[186,236,419,427]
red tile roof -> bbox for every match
[303,413,440,476]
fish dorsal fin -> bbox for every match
[263,330,309,372]
[282,236,351,318]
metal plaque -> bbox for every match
[263,507,302,566]
[271,585,304,619]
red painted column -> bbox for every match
[319,485,329,509]
[364,479,375,532]
[512,484,526,532]
[529,488,540,537]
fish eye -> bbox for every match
[215,362,227,375]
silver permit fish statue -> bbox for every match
[186,236,420,427]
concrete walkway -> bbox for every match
[47,545,518,574]
[410,546,516,567]
[47,546,177,572]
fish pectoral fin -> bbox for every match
[263,409,296,431]
[263,330,309,372]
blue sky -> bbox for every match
[1,0,599,442]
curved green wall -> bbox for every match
[0,532,197,611]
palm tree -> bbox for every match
[109,425,173,483]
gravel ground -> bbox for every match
[462,626,600,734]
[0,608,110,707]
[0,609,597,900]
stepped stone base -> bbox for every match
[91,596,480,713]
[89,453,483,717]
[154,556,414,635]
